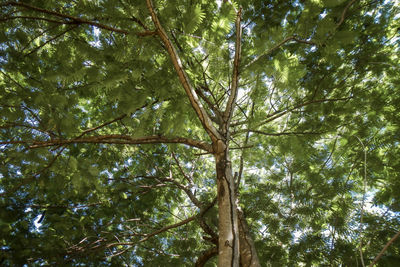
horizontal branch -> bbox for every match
[232,97,352,128]
[1,135,212,152]
[67,214,196,253]
[78,114,127,136]
[64,197,217,257]
[0,15,67,24]
[1,1,156,36]
[261,97,352,126]
[138,215,196,243]
[244,130,323,136]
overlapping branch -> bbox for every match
[66,215,196,254]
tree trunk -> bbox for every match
[215,140,240,267]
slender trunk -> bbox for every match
[215,141,240,267]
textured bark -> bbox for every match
[215,142,240,267]
[238,208,261,267]
[195,247,218,267]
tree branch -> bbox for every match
[244,35,315,69]
[66,214,196,254]
[195,247,218,267]
[145,0,221,142]
[25,24,79,56]
[100,198,217,250]
[368,230,400,267]
[1,135,213,152]
[137,215,196,243]
[0,15,67,24]
[236,102,254,191]
[0,146,66,197]
[244,130,323,137]
[198,197,219,245]
[155,161,219,244]
[224,7,242,129]
[337,0,358,28]
[232,97,352,128]
[1,1,156,36]
[195,86,223,124]
[78,114,127,137]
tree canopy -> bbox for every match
[1,0,399,266]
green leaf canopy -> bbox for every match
[1,0,399,266]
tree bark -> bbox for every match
[238,208,261,267]
[195,247,218,267]
[215,140,240,267]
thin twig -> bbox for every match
[224,7,242,130]
[337,0,358,28]
[232,97,352,128]
[0,146,66,196]
[244,35,315,69]
[25,25,79,56]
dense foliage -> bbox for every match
[1,0,399,266]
